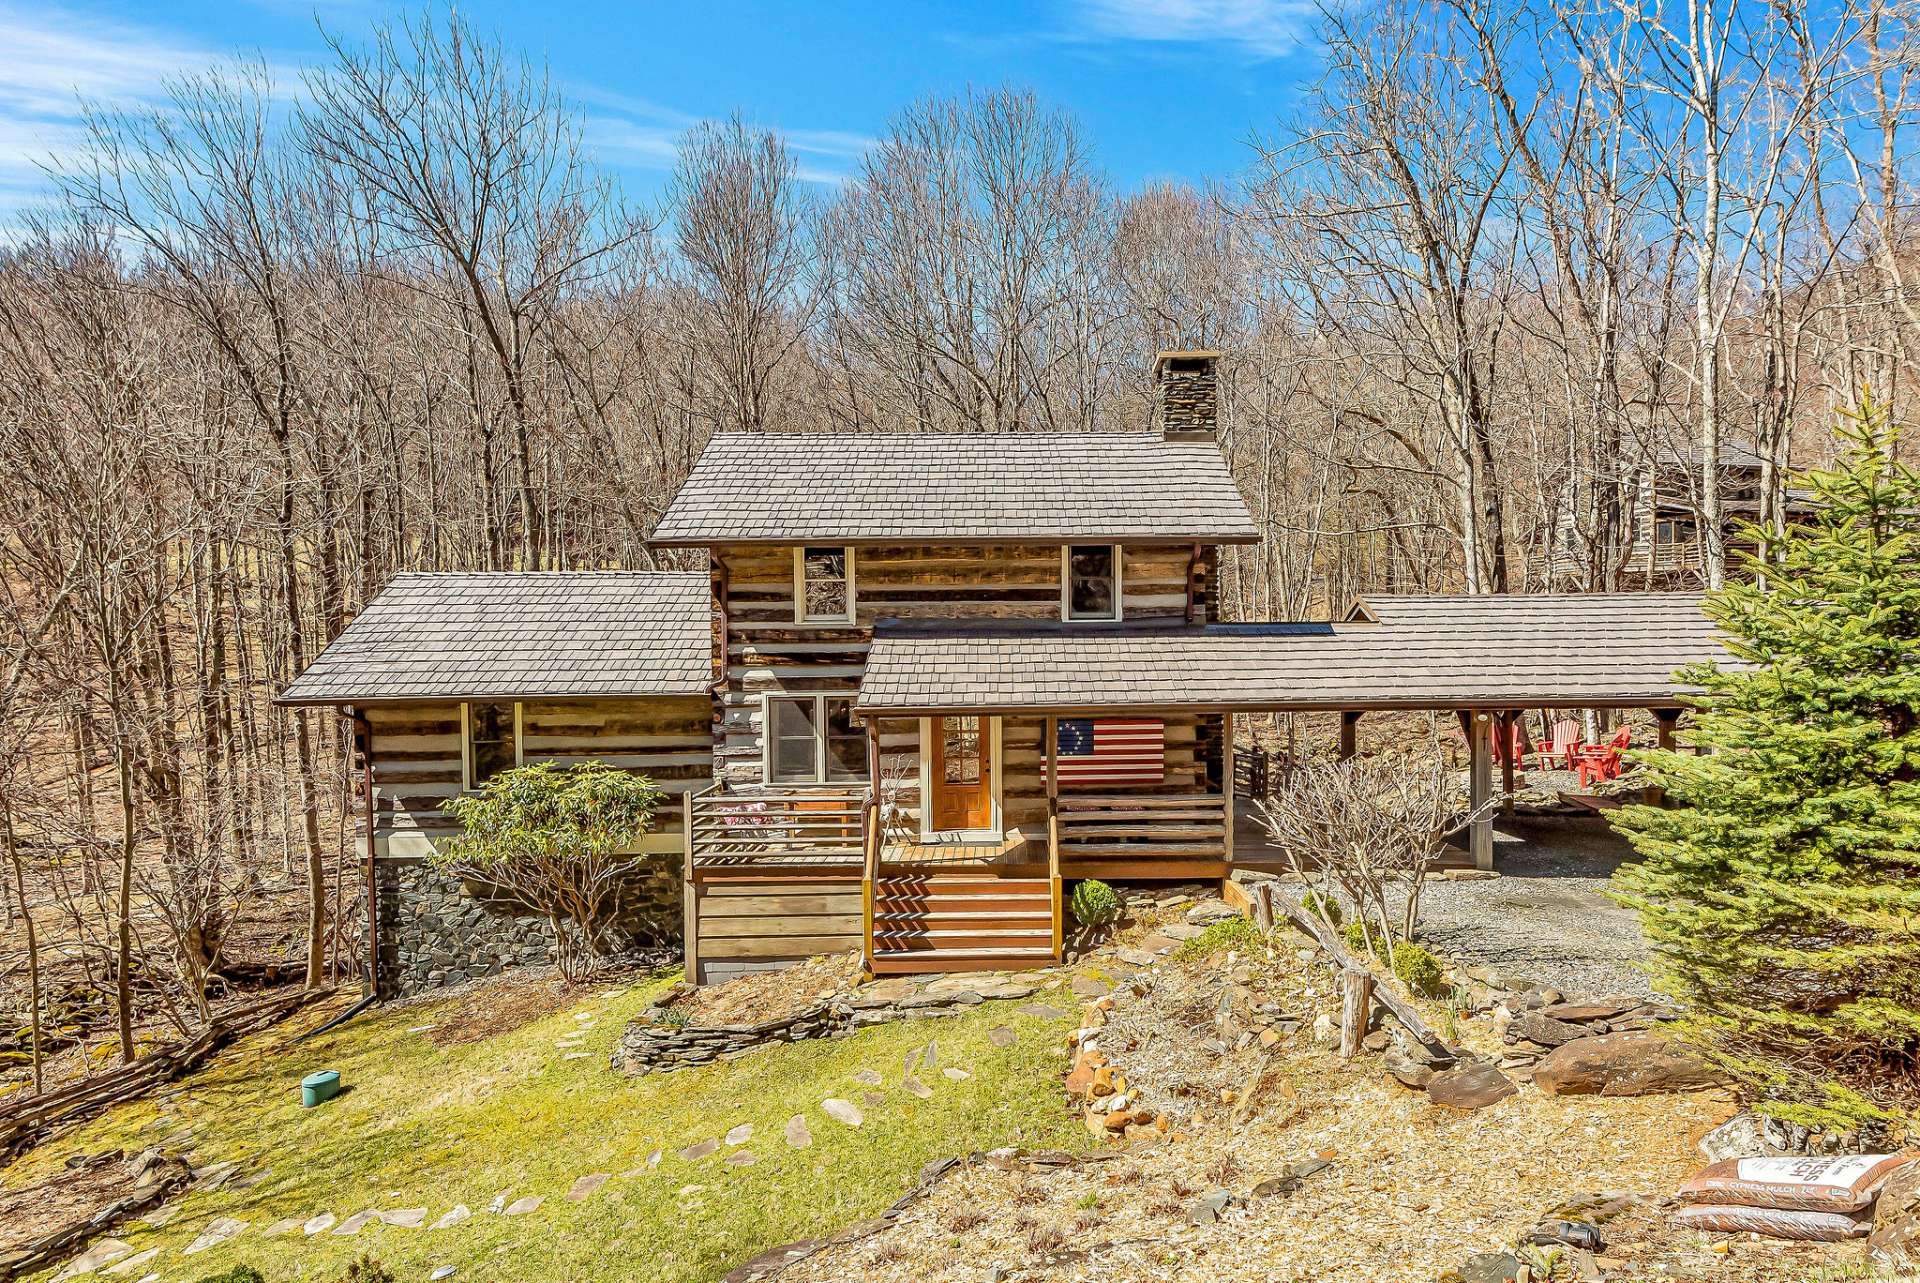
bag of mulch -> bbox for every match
[1672,1203,1872,1242]
[1678,1154,1913,1213]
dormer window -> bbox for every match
[795,546,855,623]
[1063,545,1121,621]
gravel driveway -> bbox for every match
[1414,815,1654,998]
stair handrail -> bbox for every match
[860,791,880,973]
[1047,796,1064,960]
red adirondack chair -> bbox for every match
[1535,718,1582,771]
[1574,726,1634,787]
[1489,718,1532,767]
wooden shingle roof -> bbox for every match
[277,573,712,705]
[649,432,1260,546]
[854,593,1728,715]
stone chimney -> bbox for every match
[1153,349,1222,442]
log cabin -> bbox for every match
[282,351,1733,994]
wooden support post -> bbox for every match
[1469,710,1494,871]
[1340,966,1375,1060]
[1222,711,1236,864]
[1252,880,1275,933]
[1650,708,1680,807]
[1045,716,1058,803]
[1337,710,1360,761]
[867,721,882,838]
[681,791,699,986]
[1499,711,1517,815]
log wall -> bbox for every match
[365,695,711,859]
[714,542,1218,791]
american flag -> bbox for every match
[1057,718,1164,786]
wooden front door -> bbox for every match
[930,716,994,833]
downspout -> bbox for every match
[348,707,379,1000]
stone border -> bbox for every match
[612,978,1040,1076]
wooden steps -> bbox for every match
[867,871,1060,974]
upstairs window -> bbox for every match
[766,694,868,784]
[1063,545,1121,621]
[464,701,520,789]
[795,546,855,623]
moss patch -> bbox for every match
[8,972,1084,1283]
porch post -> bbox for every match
[1337,710,1360,761]
[1045,716,1058,802]
[1222,712,1236,863]
[867,720,882,850]
[1650,708,1680,806]
[1499,711,1517,815]
[1468,710,1494,871]
[681,790,699,985]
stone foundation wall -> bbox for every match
[374,855,682,997]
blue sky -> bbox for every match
[0,0,1325,213]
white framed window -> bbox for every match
[462,701,523,790]
[764,694,869,785]
[1062,544,1122,621]
[794,546,856,623]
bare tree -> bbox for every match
[674,113,817,434]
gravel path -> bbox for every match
[1416,815,1654,998]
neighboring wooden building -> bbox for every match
[286,351,1734,994]
[1546,438,1816,589]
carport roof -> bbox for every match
[853,592,1730,716]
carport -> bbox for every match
[855,591,1729,872]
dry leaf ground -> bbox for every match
[782,922,1875,1283]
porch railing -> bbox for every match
[688,785,871,866]
[1054,792,1230,862]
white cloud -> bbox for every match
[0,3,252,216]
[579,93,874,188]
[1074,0,1315,58]
[0,4,877,215]
[0,5,208,117]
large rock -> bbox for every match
[1698,1110,1807,1163]
[1427,1060,1517,1110]
[1457,1251,1522,1283]
[1510,1011,1587,1048]
[1871,1159,1920,1261]
[1539,997,1640,1023]
[1383,1046,1436,1091]
[1532,1031,1719,1097]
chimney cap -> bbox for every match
[1153,349,1223,374]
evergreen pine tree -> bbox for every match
[1613,401,1920,1131]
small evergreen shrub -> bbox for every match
[1174,914,1263,960]
[1341,921,1445,996]
[1069,879,1120,928]
[1300,891,1343,927]
[1387,940,1445,997]
[193,1269,265,1283]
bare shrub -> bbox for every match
[1256,748,1499,963]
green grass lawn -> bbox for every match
[10,974,1085,1283]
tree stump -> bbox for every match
[1340,966,1374,1060]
